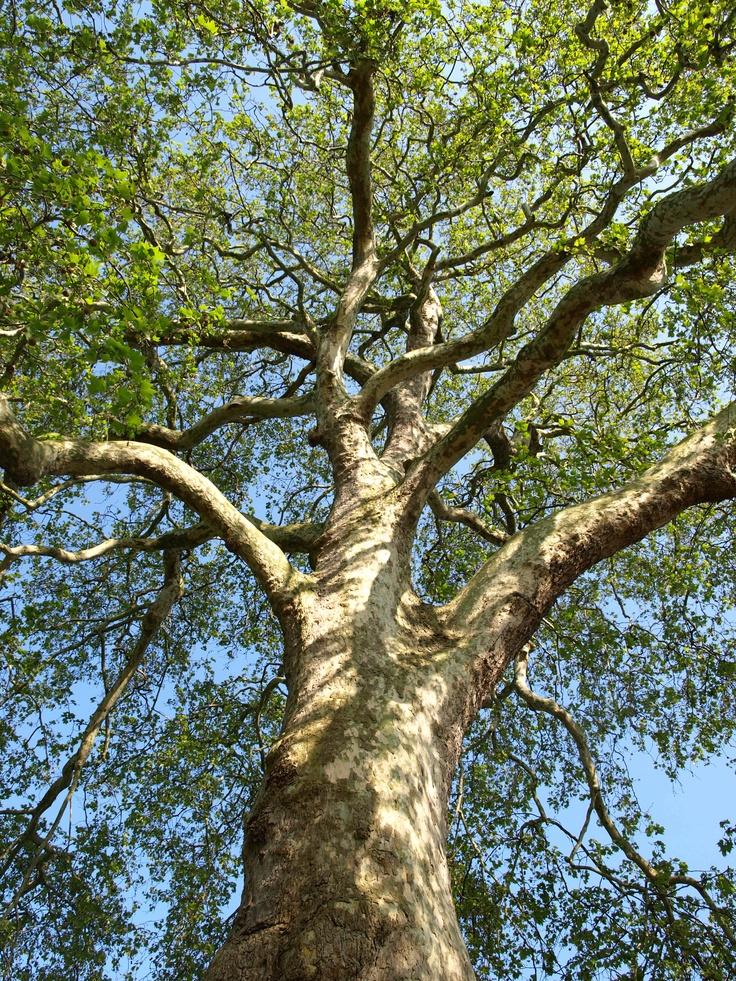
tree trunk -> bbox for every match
[205,529,480,980]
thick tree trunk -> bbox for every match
[205,533,480,981]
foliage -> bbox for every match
[1,0,736,977]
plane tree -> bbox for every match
[1,0,736,977]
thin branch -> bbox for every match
[0,552,183,904]
[512,646,659,881]
[428,490,507,547]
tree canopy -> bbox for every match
[1,0,736,978]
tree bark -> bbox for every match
[205,513,480,981]
[203,402,736,980]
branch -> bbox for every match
[408,156,736,494]
[346,60,377,272]
[512,646,659,881]
[276,66,389,488]
[380,284,443,470]
[0,396,303,601]
[428,490,508,547]
[0,475,156,514]
[354,250,570,420]
[315,61,381,417]
[445,402,736,683]
[155,324,375,386]
[513,646,736,949]
[248,515,323,553]
[0,552,183,903]
[0,523,214,577]
[111,392,315,451]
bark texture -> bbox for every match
[3,20,736,976]
[205,508,480,980]
[203,405,736,980]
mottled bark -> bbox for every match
[203,402,736,980]
[205,507,480,981]
[4,386,736,979]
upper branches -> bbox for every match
[402,155,736,502]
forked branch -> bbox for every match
[409,156,736,494]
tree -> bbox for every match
[1,0,736,976]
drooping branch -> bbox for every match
[0,396,303,603]
[512,646,736,950]
[513,646,659,882]
[0,551,183,907]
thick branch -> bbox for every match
[312,67,381,433]
[312,60,382,433]
[346,60,377,272]
[380,285,442,470]
[0,396,303,601]
[447,402,736,666]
